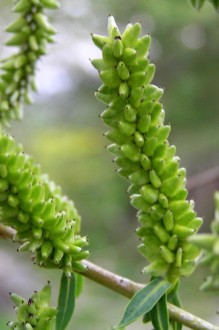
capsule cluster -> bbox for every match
[190,192,219,290]
[0,0,59,126]
[0,129,89,276]
[92,16,202,283]
[8,282,56,330]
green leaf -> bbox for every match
[56,272,76,330]
[150,293,169,330]
[142,312,151,323]
[167,281,182,330]
[190,0,206,9]
[75,273,84,298]
[209,0,219,9]
[115,278,171,328]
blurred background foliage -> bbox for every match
[1,0,219,329]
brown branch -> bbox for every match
[1,224,218,330]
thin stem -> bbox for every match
[1,225,218,330]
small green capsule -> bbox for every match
[12,0,31,12]
[175,247,183,268]
[143,85,163,101]
[149,204,165,221]
[163,210,174,232]
[159,245,175,264]
[107,143,122,156]
[8,194,19,208]
[41,240,53,259]
[53,249,64,264]
[117,62,130,80]
[105,130,127,144]
[32,226,43,240]
[138,100,153,117]
[154,224,170,243]
[138,212,153,226]
[158,193,169,209]
[112,36,124,58]
[124,104,136,122]
[18,211,30,223]
[137,114,151,133]
[128,72,147,88]
[95,91,111,104]
[141,259,169,277]
[140,184,158,204]
[108,15,121,39]
[122,47,137,65]
[41,0,60,9]
[156,125,171,143]
[143,137,158,157]
[145,64,156,84]
[102,44,117,66]
[129,86,144,108]
[188,234,216,250]
[119,82,129,99]
[169,200,190,219]
[121,144,141,162]
[161,176,183,198]
[0,178,9,192]
[140,154,151,171]
[118,121,135,136]
[129,169,149,186]
[135,34,151,57]
[121,22,141,47]
[99,68,121,87]
[167,235,178,251]
[130,194,150,212]
[91,59,109,71]
[31,216,44,227]
[149,170,161,188]
[91,33,109,50]
[173,224,195,239]
[134,131,144,147]
[6,33,27,46]
[10,293,26,307]
[160,157,179,180]
[18,241,31,252]
[17,303,29,323]
[6,17,27,32]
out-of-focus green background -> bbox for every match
[1,0,219,329]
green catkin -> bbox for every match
[0,129,89,275]
[0,0,60,126]
[92,16,202,284]
[190,191,219,290]
[8,283,56,330]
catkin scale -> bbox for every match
[92,16,202,283]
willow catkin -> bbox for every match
[0,128,89,276]
[190,191,219,290]
[8,282,56,330]
[0,0,59,126]
[92,16,202,284]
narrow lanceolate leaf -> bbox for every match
[75,273,84,298]
[150,293,169,330]
[116,278,171,328]
[56,272,76,330]
[167,281,182,330]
